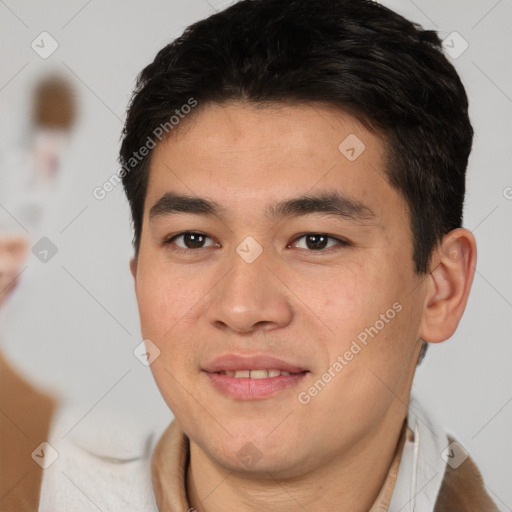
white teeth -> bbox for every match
[249,369,268,379]
[221,368,296,378]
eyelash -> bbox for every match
[163,232,350,254]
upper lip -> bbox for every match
[202,354,308,374]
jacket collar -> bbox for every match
[388,397,448,511]
[152,415,411,511]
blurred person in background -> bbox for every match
[0,74,76,511]
[0,74,76,235]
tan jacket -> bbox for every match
[0,352,499,512]
[152,420,500,512]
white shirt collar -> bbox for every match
[388,396,448,512]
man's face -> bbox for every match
[131,102,427,476]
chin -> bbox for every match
[218,447,307,479]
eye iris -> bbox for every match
[184,233,205,248]
[306,234,328,250]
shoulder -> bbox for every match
[392,398,500,512]
[0,349,56,512]
[38,402,162,512]
[434,436,499,512]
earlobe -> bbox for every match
[419,228,477,344]
[129,257,138,280]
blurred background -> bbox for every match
[0,0,511,508]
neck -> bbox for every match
[186,402,407,512]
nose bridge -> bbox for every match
[206,240,293,332]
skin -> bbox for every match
[0,234,28,308]
[130,101,476,512]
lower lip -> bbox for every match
[204,371,308,400]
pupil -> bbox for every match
[306,234,327,250]
[185,233,205,248]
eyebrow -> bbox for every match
[149,191,376,223]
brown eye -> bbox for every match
[165,232,217,251]
[181,233,207,249]
[291,233,348,251]
[305,234,328,250]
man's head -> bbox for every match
[121,0,476,478]
[121,0,473,274]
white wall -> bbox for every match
[1,0,510,508]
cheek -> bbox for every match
[135,262,200,338]
[148,362,190,421]
[333,298,420,411]
[313,269,395,343]
[307,268,415,396]
[135,263,206,377]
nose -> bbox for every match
[205,247,294,334]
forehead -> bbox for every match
[145,101,405,223]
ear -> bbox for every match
[129,256,138,280]
[419,228,477,344]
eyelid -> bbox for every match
[288,233,350,251]
[164,232,218,250]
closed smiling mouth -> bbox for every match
[202,353,309,375]
[202,353,310,399]
[216,369,303,378]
